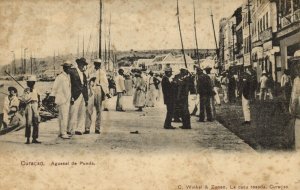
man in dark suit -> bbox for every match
[197,67,213,122]
[67,57,88,135]
[161,67,176,129]
[176,68,193,129]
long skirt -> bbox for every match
[133,89,146,108]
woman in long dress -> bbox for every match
[133,72,146,111]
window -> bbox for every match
[266,12,269,28]
[263,15,265,31]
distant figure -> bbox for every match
[281,69,292,101]
[115,68,126,112]
[22,75,41,144]
[290,65,300,150]
[146,71,160,107]
[221,72,229,103]
[108,75,116,96]
[266,73,274,100]
[241,66,253,125]
[228,71,236,103]
[2,86,20,128]
[197,67,213,122]
[51,60,72,139]
[133,70,146,111]
[259,71,268,100]
[161,67,176,129]
[68,57,88,136]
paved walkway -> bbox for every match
[0,95,253,153]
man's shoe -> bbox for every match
[207,119,213,122]
[32,139,41,144]
[75,131,82,135]
[95,130,100,134]
[164,126,176,129]
[61,134,70,139]
[242,121,251,125]
[179,126,191,129]
[103,108,109,111]
[83,131,90,134]
[25,139,30,144]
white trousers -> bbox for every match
[68,94,86,134]
[242,95,251,122]
[58,102,70,136]
[295,119,300,151]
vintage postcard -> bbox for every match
[0,0,300,189]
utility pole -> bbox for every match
[246,0,252,66]
[176,0,187,68]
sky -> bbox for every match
[0,0,244,66]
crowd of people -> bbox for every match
[1,57,299,148]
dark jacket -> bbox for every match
[161,76,174,105]
[242,72,252,100]
[69,68,88,103]
[197,73,213,97]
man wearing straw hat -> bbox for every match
[23,75,41,144]
[85,58,109,134]
[51,60,72,139]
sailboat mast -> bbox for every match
[176,0,187,68]
[53,51,56,76]
[82,35,85,57]
[108,13,111,65]
[193,0,200,64]
[210,10,219,59]
[99,0,103,59]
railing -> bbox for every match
[281,9,300,28]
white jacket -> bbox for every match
[115,75,125,93]
[51,72,71,105]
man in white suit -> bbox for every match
[51,60,72,139]
[85,59,110,134]
[115,68,126,111]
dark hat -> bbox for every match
[8,86,17,93]
[118,68,124,73]
[76,57,88,65]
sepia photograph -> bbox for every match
[0,0,300,189]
